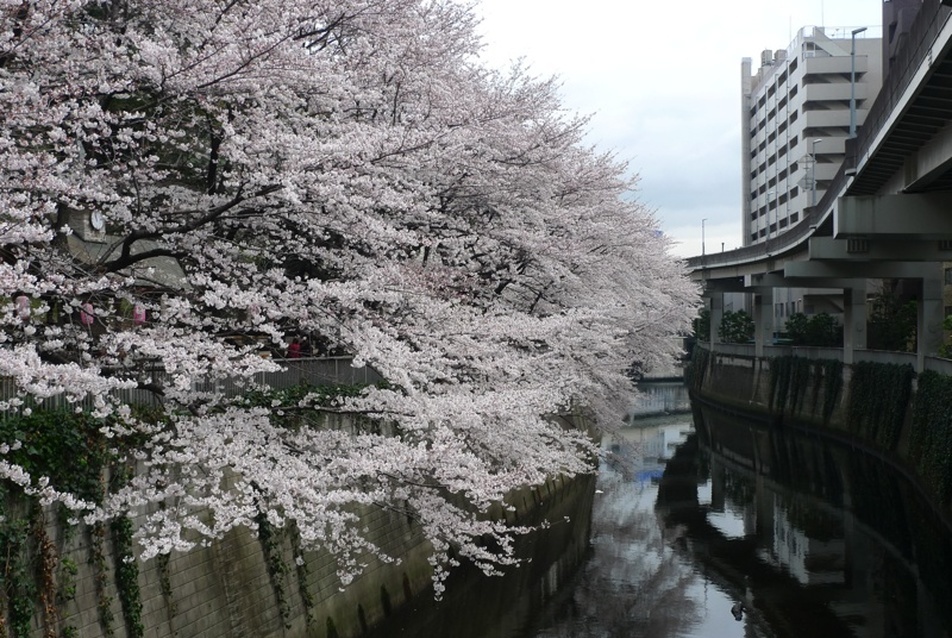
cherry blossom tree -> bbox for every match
[0,0,698,591]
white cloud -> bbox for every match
[475,0,884,258]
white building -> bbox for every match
[740,26,883,324]
[741,27,883,247]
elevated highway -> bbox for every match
[686,2,952,370]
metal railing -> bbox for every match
[699,341,952,374]
[852,0,952,175]
[1,357,383,414]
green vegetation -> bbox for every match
[0,504,36,638]
[0,409,109,501]
[0,381,373,637]
[256,511,292,628]
[111,509,143,637]
[867,290,917,352]
[718,310,754,344]
[847,361,915,452]
[910,371,952,505]
[687,345,711,390]
[938,314,952,358]
[784,312,842,347]
[768,355,843,423]
[693,309,710,341]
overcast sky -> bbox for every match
[475,1,884,257]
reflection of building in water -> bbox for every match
[616,422,691,484]
[705,460,759,538]
[643,425,691,461]
[766,497,846,586]
[701,449,944,638]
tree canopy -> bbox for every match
[0,0,697,591]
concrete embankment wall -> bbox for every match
[688,346,952,520]
[2,416,595,638]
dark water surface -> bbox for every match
[371,411,952,637]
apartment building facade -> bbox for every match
[741,26,883,247]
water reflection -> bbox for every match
[524,415,774,638]
[369,411,952,638]
[526,408,952,638]
[664,406,952,638]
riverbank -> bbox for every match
[688,344,952,523]
[0,415,597,638]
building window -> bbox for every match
[944,267,952,285]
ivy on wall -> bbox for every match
[0,380,377,637]
[239,382,383,415]
[255,510,292,628]
[910,370,952,506]
[699,346,952,524]
[769,355,810,414]
[847,361,915,453]
[289,525,315,626]
[1,409,109,638]
[0,496,36,638]
[687,346,710,390]
[0,410,145,638]
[91,520,116,638]
[768,355,843,423]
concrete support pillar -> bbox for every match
[919,266,945,371]
[710,293,724,351]
[710,459,725,512]
[842,283,867,365]
[753,289,773,358]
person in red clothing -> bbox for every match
[286,338,302,358]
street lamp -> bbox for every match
[849,27,867,138]
[810,138,822,207]
[701,218,707,256]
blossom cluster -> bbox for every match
[0,0,698,589]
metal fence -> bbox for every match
[1,357,383,414]
[222,357,383,391]
[701,341,951,374]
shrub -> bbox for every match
[718,310,754,344]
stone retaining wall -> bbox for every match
[690,345,952,520]
[3,416,595,638]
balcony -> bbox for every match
[804,83,867,102]
[804,109,863,128]
[804,54,867,76]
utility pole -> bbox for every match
[849,27,867,138]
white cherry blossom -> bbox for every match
[0,0,697,589]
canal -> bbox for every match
[370,407,952,637]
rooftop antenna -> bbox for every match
[821,0,825,27]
